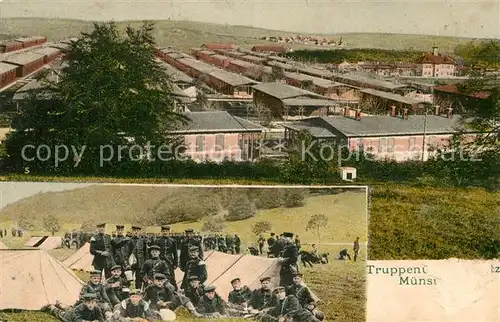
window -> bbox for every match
[215,134,224,151]
[379,138,387,152]
[195,135,205,152]
[387,138,395,152]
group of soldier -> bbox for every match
[42,223,325,321]
[0,227,22,237]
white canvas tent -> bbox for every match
[25,236,64,249]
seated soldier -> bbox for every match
[141,245,170,287]
[196,285,228,318]
[260,287,321,322]
[42,293,105,322]
[305,299,325,321]
[183,275,205,306]
[228,277,252,308]
[249,276,278,311]
[285,273,314,308]
[339,249,351,260]
[78,270,113,318]
[105,265,131,307]
[111,289,157,321]
[142,273,177,311]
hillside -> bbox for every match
[0,18,474,51]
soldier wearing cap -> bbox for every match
[234,233,241,254]
[142,273,178,311]
[105,265,130,306]
[249,276,278,311]
[151,225,178,291]
[278,232,299,287]
[180,245,207,290]
[90,223,115,279]
[43,293,105,322]
[262,286,322,322]
[183,275,205,306]
[77,270,113,318]
[141,245,169,286]
[305,299,325,321]
[113,289,156,321]
[111,225,131,274]
[228,277,252,307]
[179,228,203,269]
[129,225,149,290]
[196,285,228,318]
[286,273,314,308]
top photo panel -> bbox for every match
[0,182,368,322]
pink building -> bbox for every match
[416,47,456,77]
[169,111,264,162]
[282,111,476,162]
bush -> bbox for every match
[252,188,284,209]
[153,192,222,224]
[252,221,272,236]
[283,188,309,208]
[42,215,61,236]
[201,217,226,233]
[225,194,257,221]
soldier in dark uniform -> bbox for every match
[249,276,277,311]
[141,245,170,288]
[228,277,252,307]
[260,287,321,322]
[179,229,203,271]
[183,275,205,306]
[217,234,227,252]
[267,233,276,257]
[196,285,228,318]
[142,273,178,311]
[285,273,314,308]
[77,270,113,319]
[258,235,265,255]
[234,234,241,254]
[112,289,157,321]
[294,235,301,250]
[153,225,178,290]
[129,226,149,290]
[278,232,299,287]
[305,299,325,321]
[111,225,131,274]
[339,248,351,260]
[105,265,130,307]
[180,246,207,290]
[43,293,105,322]
[90,223,115,279]
[225,234,235,254]
[353,237,360,261]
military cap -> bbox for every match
[129,289,142,295]
[161,226,170,231]
[273,286,286,293]
[154,273,166,280]
[90,270,102,276]
[111,265,122,271]
[122,288,131,294]
[283,232,294,238]
[116,225,125,229]
[189,246,199,251]
[259,276,271,282]
[270,233,275,236]
[149,245,160,251]
[204,285,216,292]
[292,272,303,277]
[131,226,142,230]
[96,223,106,228]
[230,278,241,284]
[185,228,194,233]
[82,293,97,300]
[188,276,199,281]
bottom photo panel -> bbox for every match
[0,183,368,322]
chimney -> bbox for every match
[391,105,396,117]
[403,108,409,119]
[434,105,440,116]
[355,109,362,120]
[446,107,453,119]
[344,107,350,117]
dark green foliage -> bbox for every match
[283,188,309,208]
[225,194,257,221]
[252,221,272,236]
[285,48,423,64]
[152,191,221,224]
[201,216,226,233]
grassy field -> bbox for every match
[0,18,474,52]
[0,184,367,321]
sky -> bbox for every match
[0,0,498,38]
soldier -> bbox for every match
[258,235,265,255]
[353,237,360,261]
[129,226,149,290]
[267,233,276,257]
[90,223,115,279]
[339,248,351,260]
[228,277,252,307]
[78,270,113,319]
[196,285,228,318]
[105,265,130,307]
[217,234,227,252]
[141,245,170,287]
[234,233,241,254]
[285,273,314,308]
[226,234,235,254]
[294,235,301,250]
[111,289,156,321]
[179,228,203,269]
[305,299,325,321]
[111,225,131,274]
[260,287,320,322]
[183,275,205,306]
[153,225,178,290]
[180,246,207,290]
[249,277,277,311]
[142,273,177,311]
[278,232,299,287]
[42,293,105,322]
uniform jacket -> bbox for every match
[196,294,227,315]
[90,233,115,269]
[142,284,178,310]
[181,258,207,289]
[141,257,170,279]
[250,288,277,310]
[116,299,154,321]
[79,282,111,304]
[111,235,131,268]
[286,284,314,307]
[228,286,252,305]
[73,303,105,322]
[183,285,205,306]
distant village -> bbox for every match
[257,35,344,47]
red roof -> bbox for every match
[201,43,238,50]
[251,45,287,53]
[417,53,455,65]
[434,85,490,99]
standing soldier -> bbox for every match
[353,237,360,261]
[234,233,241,254]
[180,246,207,290]
[294,235,301,250]
[129,226,148,290]
[257,235,265,255]
[154,225,178,290]
[267,233,276,257]
[179,228,203,270]
[111,225,131,274]
[225,234,235,254]
[278,232,299,287]
[141,245,170,288]
[90,223,115,279]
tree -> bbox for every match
[270,66,285,82]
[4,21,188,174]
[42,215,61,236]
[16,213,36,231]
[283,188,309,207]
[80,220,96,232]
[201,217,226,233]
[300,80,315,91]
[306,214,329,244]
[225,194,257,221]
[252,221,272,236]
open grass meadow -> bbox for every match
[0,18,474,52]
[0,182,367,322]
